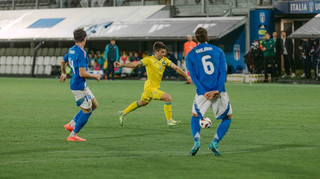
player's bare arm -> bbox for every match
[170,63,190,80]
[79,68,101,81]
[60,59,68,83]
[114,61,142,69]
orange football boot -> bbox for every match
[64,123,74,133]
[67,136,86,141]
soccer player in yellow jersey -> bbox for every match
[114,41,190,126]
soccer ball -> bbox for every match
[199,117,212,128]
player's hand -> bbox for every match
[60,74,66,83]
[204,91,220,100]
[114,61,121,68]
[93,74,101,82]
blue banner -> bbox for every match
[274,1,320,14]
[217,26,246,73]
[250,9,274,45]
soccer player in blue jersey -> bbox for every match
[186,27,232,156]
[60,28,101,141]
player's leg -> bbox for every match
[67,88,94,141]
[91,98,98,111]
[119,91,150,126]
[209,92,232,156]
[64,109,82,132]
[189,113,201,156]
[87,87,97,112]
[159,91,180,126]
[189,94,211,156]
[107,60,114,80]
[68,107,92,141]
[65,88,97,132]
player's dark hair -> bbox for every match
[73,28,87,43]
[265,32,270,35]
[153,41,167,52]
[195,27,209,43]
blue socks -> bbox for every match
[191,115,231,145]
[72,110,82,123]
[190,116,201,142]
[213,118,231,143]
[73,108,95,123]
[73,111,92,133]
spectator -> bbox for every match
[94,60,101,71]
[130,51,145,77]
[273,32,282,77]
[94,52,104,68]
[104,39,120,80]
[299,39,312,78]
[310,39,320,80]
[130,51,138,62]
[142,51,149,58]
[120,50,131,77]
[261,32,276,81]
[164,50,178,79]
[281,31,296,78]
[128,51,134,61]
[244,40,263,74]
[88,51,95,69]
[183,35,197,84]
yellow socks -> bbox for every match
[124,101,140,115]
[164,102,172,121]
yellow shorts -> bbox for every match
[140,88,165,103]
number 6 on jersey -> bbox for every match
[201,55,214,75]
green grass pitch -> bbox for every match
[0,77,320,178]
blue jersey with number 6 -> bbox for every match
[186,43,226,95]
[63,45,89,90]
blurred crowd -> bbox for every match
[64,32,320,82]
[82,39,182,80]
[244,31,320,81]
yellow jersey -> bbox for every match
[141,55,172,90]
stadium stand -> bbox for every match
[22,48,31,56]
[17,56,25,74]
[61,48,68,56]
[5,56,13,74]
[5,48,12,56]
[54,48,62,56]
[0,47,68,75]
[16,48,23,56]
[41,48,48,56]
[0,48,5,56]
[0,2,256,77]
[23,56,32,75]
[48,48,55,56]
